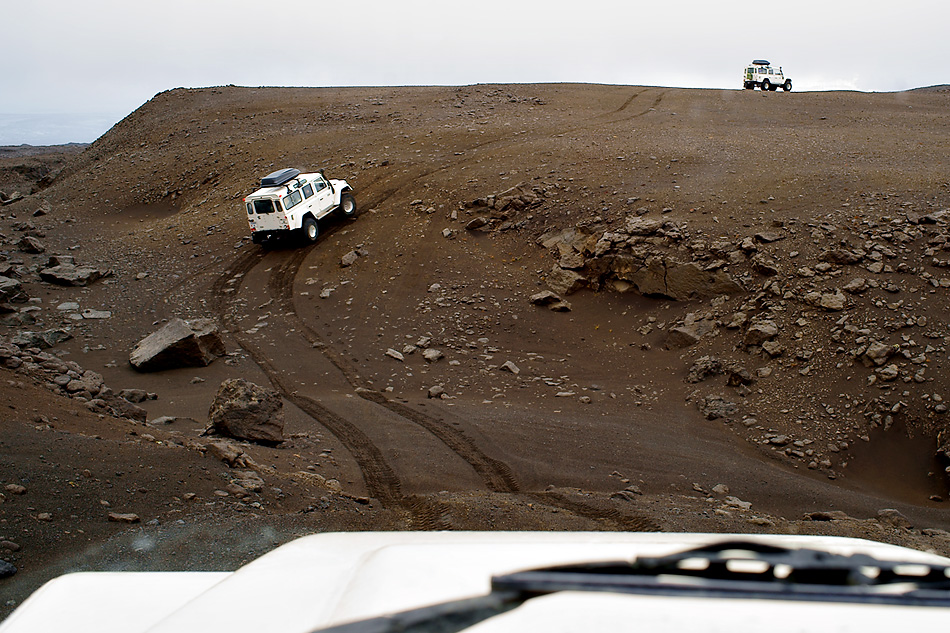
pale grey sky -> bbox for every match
[1,0,947,145]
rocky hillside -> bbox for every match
[2,83,950,617]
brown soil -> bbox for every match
[2,84,950,618]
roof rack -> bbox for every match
[261,168,301,188]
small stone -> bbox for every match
[0,559,16,579]
[530,290,562,306]
[340,251,359,267]
[427,385,445,399]
[385,348,404,362]
[579,395,592,404]
[819,291,847,311]
[36,512,52,521]
[108,512,141,523]
[81,309,112,319]
[712,484,730,495]
[500,360,520,375]
[422,348,444,362]
[465,217,489,231]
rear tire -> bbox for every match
[783,80,792,92]
[761,79,770,91]
[302,216,319,243]
[337,193,357,218]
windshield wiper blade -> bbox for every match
[308,591,522,633]
[493,540,950,606]
[309,541,950,633]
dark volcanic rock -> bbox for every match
[0,276,24,303]
[129,318,226,372]
[39,264,109,286]
[206,378,284,444]
[10,329,71,349]
[0,559,16,578]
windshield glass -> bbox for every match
[252,198,277,214]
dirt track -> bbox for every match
[2,84,950,616]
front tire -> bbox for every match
[302,216,319,243]
[783,80,792,92]
[337,193,357,218]
[761,79,770,91]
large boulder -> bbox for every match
[130,318,226,372]
[206,378,283,444]
[39,264,109,286]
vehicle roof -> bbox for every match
[246,172,326,199]
[4,532,949,633]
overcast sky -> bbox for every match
[2,0,947,145]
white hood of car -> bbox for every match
[3,532,949,633]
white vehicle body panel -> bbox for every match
[3,532,949,633]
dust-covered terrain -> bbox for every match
[2,84,950,617]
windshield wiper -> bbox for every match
[310,540,950,633]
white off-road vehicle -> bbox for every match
[744,60,792,91]
[244,168,356,245]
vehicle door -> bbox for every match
[311,175,335,217]
[247,198,284,231]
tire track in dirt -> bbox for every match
[610,89,645,115]
[528,492,661,532]
[266,250,520,494]
[233,332,404,507]
[212,244,451,525]
[357,390,520,494]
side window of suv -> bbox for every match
[302,183,314,198]
[313,179,327,193]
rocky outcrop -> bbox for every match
[130,318,226,372]
[205,378,284,444]
[538,214,744,301]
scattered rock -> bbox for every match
[877,508,913,529]
[665,318,715,349]
[340,250,359,267]
[385,348,404,361]
[422,348,444,362]
[530,290,562,306]
[130,318,226,372]
[686,356,724,383]
[39,263,110,286]
[205,378,284,444]
[465,217,488,231]
[0,559,16,578]
[699,395,738,420]
[803,510,852,521]
[500,360,520,375]
[107,512,141,523]
[744,320,778,347]
[17,236,45,254]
